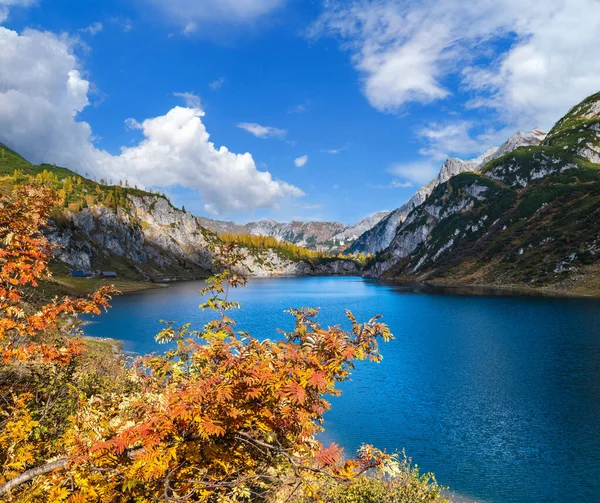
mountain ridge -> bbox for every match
[365,91,600,295]
[197,211,391,252]
[348,128,548,255]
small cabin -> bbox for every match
[100,271,118,279]
[70,270,92,278]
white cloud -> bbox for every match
[173,91,201,108]
[237,122,287,139]
[294,155,308,167]
[80,22,103,36]
[124,118,142,130]
[182,22,197,35]
[388,161,439,185]
[311,0,600,130]
[300,203,323,209]
[209,76,226,90]
[287,101,310,114]
[204,203,219,215]
[141,0,286,29]
[322,144,350,155]
[0,0,35,22]
[369,180,414,189]
[416,121,486,161]
[0,27,303,215]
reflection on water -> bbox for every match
[84,276,600,503]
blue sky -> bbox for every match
[1,0,599,224]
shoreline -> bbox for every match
[372,277,600,300]
[55,269,600,301]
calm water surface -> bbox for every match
[84,276,600,503]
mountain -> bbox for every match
[330,211,391,245]
[198,212,391,252]
[0,145,362,282]
[348,129,547,255]
[366,91,600,295]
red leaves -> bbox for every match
[0,203,396,501]
[316,443,344,467]
[283,381,306,404]
[307,370,328,391]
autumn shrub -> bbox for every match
[0,185,439,503]
[285,452,452,503]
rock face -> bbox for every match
[50,196,215,280]
[50,195,361,280]
[198,212,391,252]
[329,211,391,244]
[197,217,347,251]
[348,130,547,255]
[366,91,600,293]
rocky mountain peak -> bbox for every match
[488,129,547,162]
[347,128,548,255]
[544,92,600,165]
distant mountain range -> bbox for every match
[197,211,391,252]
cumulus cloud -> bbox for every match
[0,0,35,22]
[0,26,303,215]
[388,161,439,185]
[294,155,308,167]
[141,0,286,29]
[237,122,287,139]
[311,0,600,129]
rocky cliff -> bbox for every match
[366,91,600,294]
[0,146,362,280]
[49,196,362,280]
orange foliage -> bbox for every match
[0,184,116,363]
[0,188,396,502]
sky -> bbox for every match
[1,0,600,224]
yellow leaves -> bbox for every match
[47,484,70,502]
[0,402,38,480]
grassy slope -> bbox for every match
[382,92,600,295]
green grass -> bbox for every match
[50,276,166,295]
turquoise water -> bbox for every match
[83,276,600,503]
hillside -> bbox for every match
[0,146,362,285]
[348,129,547,255]
[367,91,600,295]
